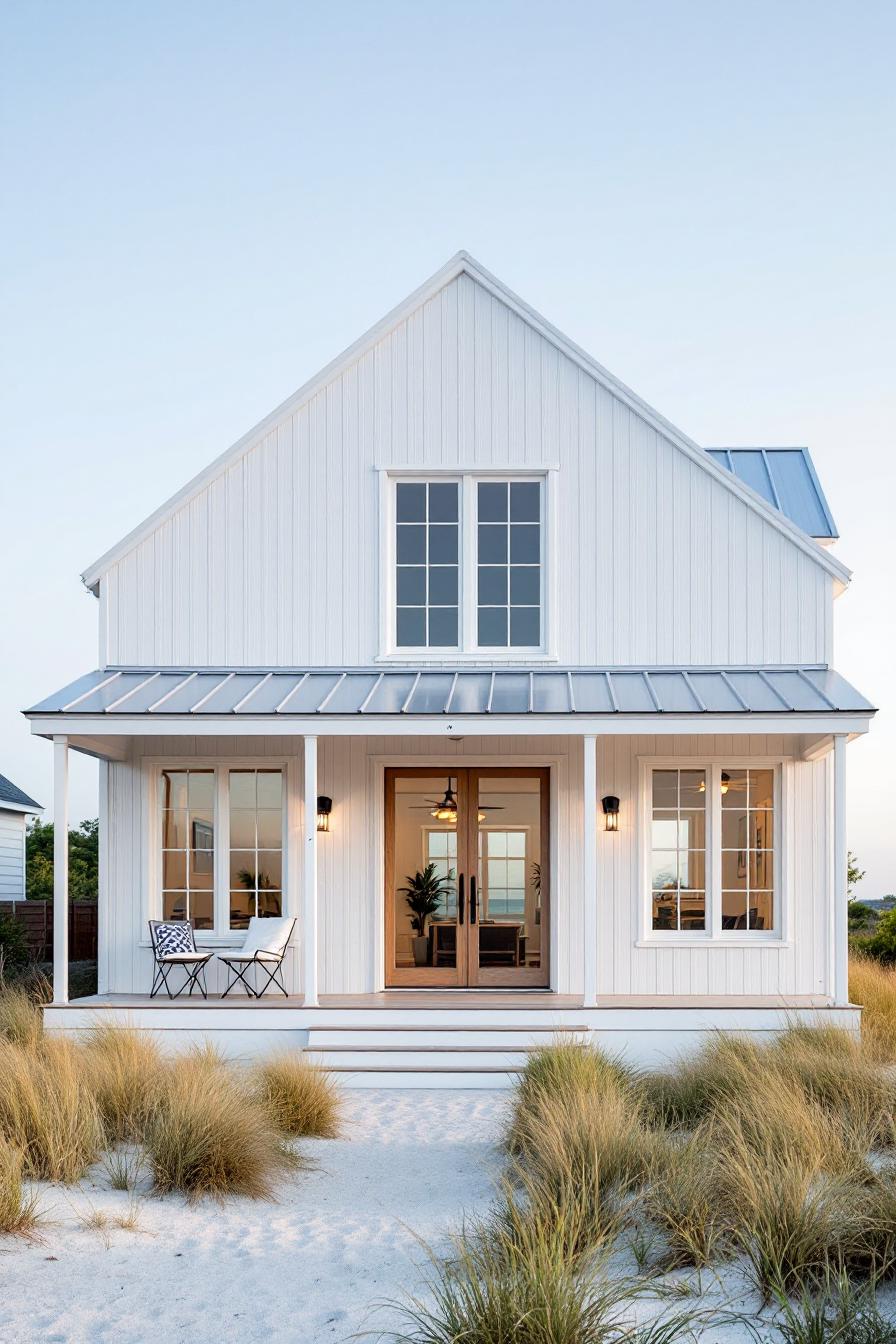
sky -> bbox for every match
[1,0,894,895]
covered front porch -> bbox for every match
[26,664,874,1080]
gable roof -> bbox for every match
[708,448,838,540]
[81,252,851,591]
[0,773,41,814]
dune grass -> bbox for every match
[0,985,46,1051]
[250,1051,342,1138]
[0,1135,40,1237]
[81,1024,165,1144]
[0,1035,104,1183]
[507,1025,896,1314]
[143,1054,301,1199]
[389,1198,706,1344]
[850,955,896,1064]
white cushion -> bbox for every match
[238,916,293,958]
[159,951,210,963]
[219,950,281,964]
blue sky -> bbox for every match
[2,1,894,894]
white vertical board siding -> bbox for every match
[104,734,583,996]
[596,735,829,999]
[102,732,829,1000]
[0,811,26,900]
[100,272,834,668]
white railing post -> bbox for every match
[303,736,319,1007]
[583,734,598,1006]
[833,733,849,1006]
[53,736,69,1005]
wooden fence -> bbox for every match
[0,901,98,962]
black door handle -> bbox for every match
[458,873,465,925]
[470,875,478,925]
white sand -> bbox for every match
[0,1089,893,1344]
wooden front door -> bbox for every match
[385,767,550,988]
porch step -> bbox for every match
[304,1022,591,1087]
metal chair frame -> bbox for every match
[217,918,296,998]
[148,921,213,1000]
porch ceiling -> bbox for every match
[25,665,875,745]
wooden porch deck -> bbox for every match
[58,991,835,1010]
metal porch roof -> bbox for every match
[707,448,838,539]
[26,666,874,719]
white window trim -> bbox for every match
[143,757,291,946]
[377,466,558,662]
[637,755,791,946]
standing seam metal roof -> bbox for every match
[707,448,838,539]
[25,667,874,718]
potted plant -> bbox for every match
[399,863,453,966]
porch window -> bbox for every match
[160,769,215,930]
[650,770,706,931]
[721,768,774,931]
[228,769,284,929]
[391,473,545,653]
[482,830,528,918]
[646,763,777,936]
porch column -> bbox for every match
[832,733,849,1006]
[582,734,598,1006]
[52,736,69,1006]
[303,735,319,1007]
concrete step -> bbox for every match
[305,1046,550,1070]
[331,1069,519,1090]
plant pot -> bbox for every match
[412,935,430,967]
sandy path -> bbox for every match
[0,1091,508,1344]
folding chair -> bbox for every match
[217,916,296,998]
[148,920,213,999]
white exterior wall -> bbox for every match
[102,732,830,1002]
[0,810,26,901]
[98,272,834,669]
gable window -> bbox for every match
[390,473,546,654]
[156,763,286,936]
[644,762,779,938]
[477,482,541,648]
[396,482,459,648]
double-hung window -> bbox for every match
[158,764,286,935]
[646,762,779,938]
[391,473,546,654]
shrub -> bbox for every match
[81,1024,165,1143]
[0,1136,40,1236]
[251,1052,341,1138]
[863,910,896,966]
[143,1055,299,1198]
[0,1036,102,1182]
[0,916,30,978]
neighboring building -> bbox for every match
[0,773,42,901]
[25,253,876,1082]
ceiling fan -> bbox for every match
[409,778,504,824]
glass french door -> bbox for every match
[385,767,549,988]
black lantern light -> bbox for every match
[601,795,620,832]
[316,796,333,833]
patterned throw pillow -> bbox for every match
[154,922,196,957]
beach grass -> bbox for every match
[250,1051,342,1138]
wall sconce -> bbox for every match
[316,796,332,833]
[601,796,620,832]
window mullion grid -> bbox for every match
[709,763,721,938]
[462,474,476,653]
[215,769,228,937]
